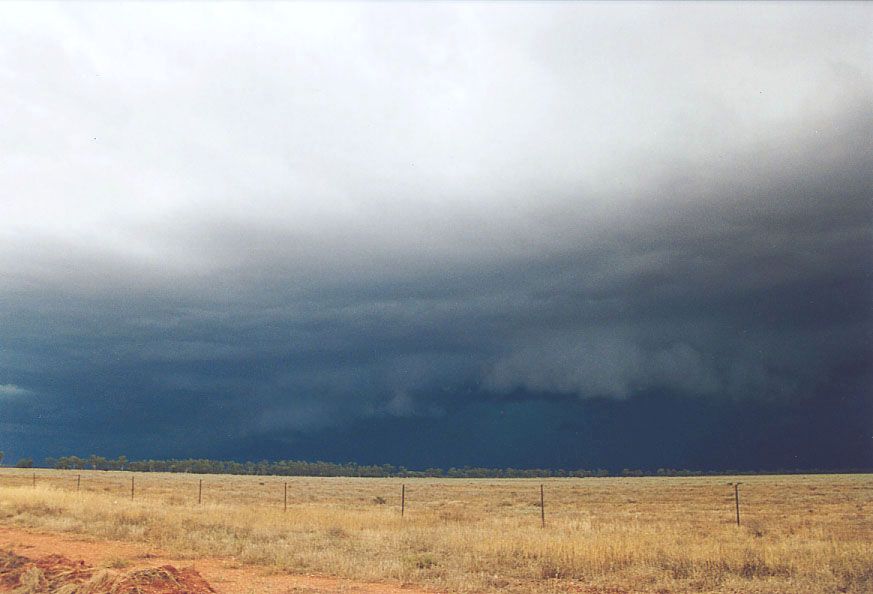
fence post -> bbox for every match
[540,484,545,528]
[728,482,742,526]
[131,475,135,500]
[32,473,36,488]
[284,482,288,512]
[77,474,81,492]
[401,484,405,518]
[198,479,202,504]
[734,483,741,526]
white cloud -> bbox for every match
[0,2,869,284]
[0,384,29,397]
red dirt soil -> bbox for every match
[0,526,441,594]
[0,548,215,593]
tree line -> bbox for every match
[22,454,869,478]
[43,455,612,477]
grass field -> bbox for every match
[0,469,870,593]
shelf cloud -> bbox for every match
[1,2,870,468]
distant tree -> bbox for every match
[15,457,33,468]
[88,455,108,470]
[0,451,4,465]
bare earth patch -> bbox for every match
[0,527,440,594]
[0,549,214,594]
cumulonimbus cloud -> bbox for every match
[0,2,870,462]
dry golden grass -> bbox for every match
[0,469,870,593]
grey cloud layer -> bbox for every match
[0,3,871,447]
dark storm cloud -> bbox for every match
[0,2,870,466]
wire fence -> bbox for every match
[0,468,797,529]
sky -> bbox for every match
[1,2,871,470]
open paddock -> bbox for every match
[0,469,870,592]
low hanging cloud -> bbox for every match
[484,334,722,399]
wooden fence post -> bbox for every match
[77,475,81,492]
[728,482,742,526]
[198,479,202,504]
[131,475,135,500]
[540,484,545,528]
[401,484,405,518]
[734,483,741,526]
[284,482,288,512]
